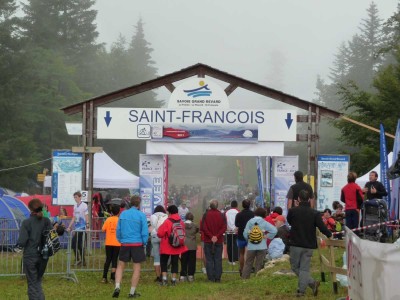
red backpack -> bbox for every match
[168,218,185,247]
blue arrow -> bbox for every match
[104,111,112,127]
[285,113,293,129]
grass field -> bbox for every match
[0,250,348,300]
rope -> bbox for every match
[0,158,52,172]
[332,219,400,236]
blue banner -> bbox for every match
[256,157,264,208]
[380,124,391,213]
[390,120,400,220]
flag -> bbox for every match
[390,120,400,220]
[256,157,264,208]
[380,124,391,213]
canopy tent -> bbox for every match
[0,195,30,233]
[44,151,139,189]
[356,152,393,187]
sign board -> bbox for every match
[139,154,166,218]
[316,155,349,211]
[52,150,82,206]
[81,190,88,203]
[97,107,297,142]
[37,174,45,182]
[168,78,230,109]
[271,156,299,215]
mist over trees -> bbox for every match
[315,2,399,175]
[0,0,162,191]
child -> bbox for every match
[333,203,345,239]
[322,208,336,232]
[101,205,121,283]
[274,215,290,254]
[180,212,199,282]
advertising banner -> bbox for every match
[52,150,82,205]
[256,157,264,208]
[390,119,400,220]
[346,227,400,300]
[317,155,349,211]
[272,156,298,216]
[379,124,391,210]
[139,154,165,218]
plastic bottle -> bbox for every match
[42,244,49,260]
[342,251,347,269]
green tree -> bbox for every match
[21,0,101,94]
[335,48,400,173]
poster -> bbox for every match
[317,155,349,211]
[139,154,165,218]
[272,156,298,215]
[52,150,82,205]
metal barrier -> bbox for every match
[0,225,240,282]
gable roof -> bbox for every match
[61,63,342,119]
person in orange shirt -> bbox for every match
[101,205,121,283]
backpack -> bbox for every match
[335,221,342,232]
[168,218,185,248]
[248,222,263,244]
[41,228,61,258]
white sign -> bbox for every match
[346,227,400,300]
[97,107,297,142]
[317,155,349,211]
[52,150,82,206]
[168,78,230,109]
[81,190,88,202]
[272,156,299,215]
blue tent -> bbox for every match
[0,196,30,249]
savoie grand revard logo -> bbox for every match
[183,80,212,98]
[168,78,229,109]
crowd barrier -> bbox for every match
[316,231,346,294]
[0,223,240,283]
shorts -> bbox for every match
[119,245,146,263]
[151,238,161,265]
[237,238,248,249]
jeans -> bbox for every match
[290,246,316,293]
[204,242,223,281]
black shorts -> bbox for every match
[119,246,146,263]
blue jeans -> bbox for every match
[204,242,223,281]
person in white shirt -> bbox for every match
[225,200,240,265]
[66,191,89,266]
[178,202,189,221]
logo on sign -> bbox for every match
[137,124,151,138]
[184,81,212,98]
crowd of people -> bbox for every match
[15,168,388,299]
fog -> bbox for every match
[94,0,398,106]
[92,1,398,191]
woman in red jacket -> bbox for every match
[340,172,364,230]
[157,205,187,286]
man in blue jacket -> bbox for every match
[287,190,332,297]
[112,195,148,298]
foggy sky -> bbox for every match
[94,0,398,110]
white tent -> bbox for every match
[356,152,393,187]
[44,151,139,189]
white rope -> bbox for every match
[0,158,52,172]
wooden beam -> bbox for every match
[341,115,395,139]
[164,83,175,93]
[224,83,238,96]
